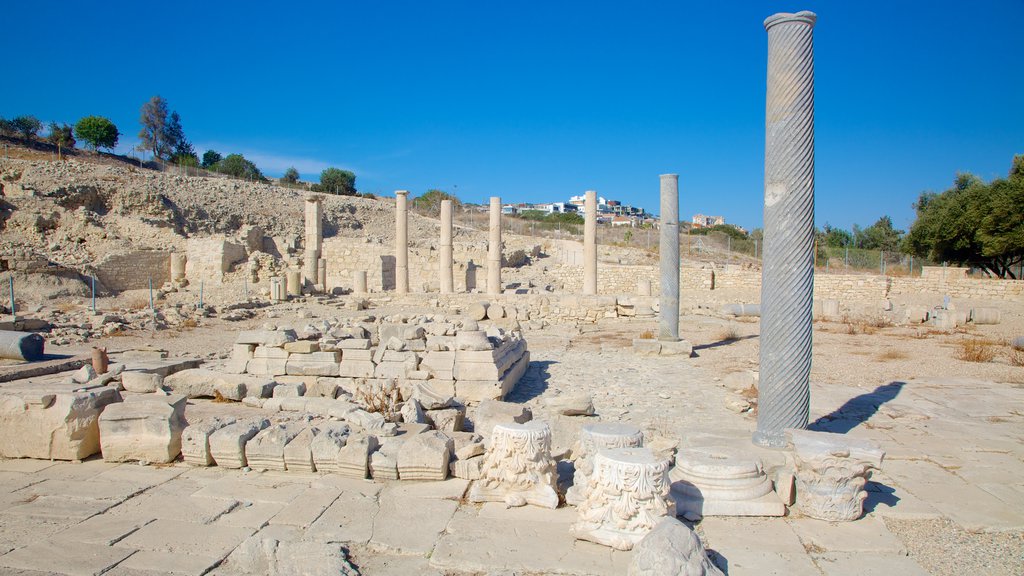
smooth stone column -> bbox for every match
[317,258,327,291]
[659,174,680,341]
[170,253,187,281]
[583,190,598,295]
[304,197,323,290]
[353,270,367,295]
[269,277,286,301]
[302,249,318,292]
[440,199,454,294]
[754,10,817,448]
[566,422,644,506]
[572,447,674,551]
[487,196,502,295]
[395,190,410,294]
[285,270,301,297]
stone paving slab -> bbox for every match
[370,495,458,555]
[307,491,379,545]
[267,486,340,527]
[214,501,287,529]
[105,492,239,525]
[812,552,931,576]
[787,516,907,554]
[0,459,57,474]
[0,517,72,555]
[21,479,148,502]
[190,473,309,505]
[708,549,822,576]
[3,495,117,520]
[698,516,807,554]
[50,514,154,546]
[115,519,254,559]
[114,550,221,576]
[0,539,136,576]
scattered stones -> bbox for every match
[209,419,270,469]
[181,416,237,466]
[397,430,453,481]
[0,387,121,460]
[121,371,165,393]
[246,423,303,471]
[544,393,595,416]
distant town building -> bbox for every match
[692,214,726,228]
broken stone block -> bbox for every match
[285,351,341,376]
[0,387,121,460]
[659,340,693,357]
[222,536,359,576]
[347,409,398,436]
[163,368,221,398]
[450,455,483,480]
[544,393,595,416]
[397,430,453,481]
[338,360,375,378]
[306,379,340,398]
[455,329,493,351]
[181,416,237,466]
[72,364,98,384]
[370,450,399,480]
[99,395,187,463]
[627,517,724,576]
[209,419,270,468]
[311,422,350,473]
[412,381,455,410]
[246,424,303,471]
[633,339,662,356]
[469,399,532,440]
[455,351,531,404]
[338,338,371,350]
[335,435,379,479]
[272,383,307,398]
[283,427,318,472]
[425,405,465,432]
[236,329,297,347]
[284,341,320,354]
[121,371,165,394]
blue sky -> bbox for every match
[2,1,1021,233]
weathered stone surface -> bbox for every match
[788,429,884,522]
[273,382,307,398]
[670,446,784,519]
[659,340,693,357]
[338,360,375,378]
[450,455,484,480]
[470,399,533,440]
[628,517,724,576]
[163,368,223,398]
[284,341,321,353]
[371,450,399,480]
[0,387,121,460]
[566,422,644,506]
[121,371,165,393]
[222,536,359,576]
[336,435,379,479]
[425,405,465,432]
[545,393,595,416]
[99,394,187,463]
[338,338,372,350]
[633,338,662,356]
[236,329,297,347]
[412,380,455,409]
[400,398,427,424]
[470,421,558,508]
[311,422,350,473]
[574,448,674,550]
[182,416,237,466]
[283,426,318,472]
[398,430,453,481]
[247,423,303,471]
[467,302,489,321]
[209,418,270,468]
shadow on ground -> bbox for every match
[808,381,905,434]
[505,360,554,403]
[692,334,759,352]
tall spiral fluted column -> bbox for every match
[395,190,410,294]
[659,175,679,341]
[440,199,454,294]
[583,191,598,295]
[487,197,502,295]
[754,11,816,448]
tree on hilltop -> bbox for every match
[904,157,1024,278]
[853,216,903,251]
[202,149,222,168]
[12,116,42,142]
[316,167,356,195]
[74,116,120,151]
[211,153,265,181]
[412,189,461,213]
[282,167,300,184]
[48,122,75,159]
[139,96,170,159]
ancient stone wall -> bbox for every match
[94,251,170,292]
[186,238,247,283]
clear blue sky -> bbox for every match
[2,1,1021,233]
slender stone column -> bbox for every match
[353,270,367,295]
[440,199,454,294]
[583,190,598,295]
[659,175,679,341]
[304,197,323,290]
[395,191,409,294]
[754,11,817,449]
[487,196,502,295]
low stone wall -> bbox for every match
[94,251,170,292]
[186,238,247,283]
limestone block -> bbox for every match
[231,343,256,360]
[272,383,307,398]
[421,350,456,375]
[397,430,453,481]
[163,369,221,398]
[374,361,413,380]
[370,450,399,480]
[347,409,398,436]
[400,398,427,424]
[544,393,594,416]
[469,421,558,509]
[425,335,455,351]
[284,341,320,354]
[573,448,674,550]
[971,307,1001,325]
[343,349,374,361]
[453,339,526,380]
[121,371,165,394]
[285,356,341,377]
[236,330,297,347]
[412,381,455,409]
[788,429,884,522]
[311,422,350,473]
[335,435,378,479]
[246,424,303,471]
[209,419,270,469]
[283,427,318,472]
[0,387,121,460]
[450,455,484,480]
[820,299,841,319]
[253,346,290,359]
[455,330,493,351]
[181,416,237,466]
[670,446,784,520]
[72,364,98,384]
[659,340,693,357]
[627,517,724,576]
[469,399,533,440]
[633,339,662,356]
[306,379,339,398]
[99,395,187,464]
[338,360,375,378]
[425,405,465,432]
[722,371,758,392]
[338,338,372,350]
[456,351,530,404]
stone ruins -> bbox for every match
[0,8,1020,576]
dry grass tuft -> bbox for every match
[126,297,149,311]
[876,349,908,362]
[1009,347,1024,367]
[715,326,741,342]
[177,318,198,331]
[357,378,402,422]
[639,330,655,340]
[955,338,997,363]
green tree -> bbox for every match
[138,95,170,160]
[282,167,300,184]
[854,216,904,251]
[74,116,120,151]
[0,117,14,137]
[47,122,75,158]
[690,223,747,240]
[211,153,265,180]
[818,223,853,248]
[904,160,1024,278]
[12,115,42,141]
[412,188,461,212]
[201,149,222,168]
[316,167,357,195]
